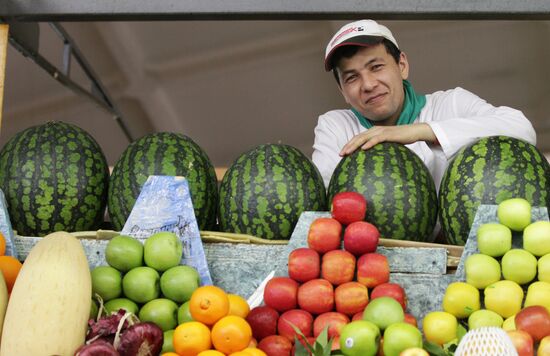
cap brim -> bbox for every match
[324,35,387,71]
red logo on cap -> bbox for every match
[330,26,365,47]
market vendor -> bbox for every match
[312,19,537,189]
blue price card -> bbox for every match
[0,189,17,259]
[121,175,213,285]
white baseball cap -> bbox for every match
[324,20,399,71]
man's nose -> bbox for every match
[360,73,377,91]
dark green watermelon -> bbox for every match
[108,132,218,231]
[439,136,550,245]
[218,144,326,240]
[327,143,438,242]
[0,121,109,236]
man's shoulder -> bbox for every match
[425,87,479,107]
[318,109,356,123]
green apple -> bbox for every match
[484,280,524,318]
[177,301,194,324]
[339,320,381,356]
[363,297,404,330]
[89,299,98,320]
[162,329,175,353]
[539,253,550,282]
[524,281,550,314]
[442,282,480,319]
[476,223,512,257]
[501,249,537,285]
[502,315,516,331]
[144,232,183,272]
[497,198,531,231]
[465,254,501,289]
[91,265,122,302]
[104,297,139,315]
[139,298,179,331]
[382,322,423,356]
[468,309,503,329]
[105,235,144,272]
[122,266,160,303]
[523,221,550,257]
[160,265,200,303]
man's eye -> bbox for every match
[371,64,384,71]
[344,75,357,83]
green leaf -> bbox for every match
[289,322,315,354]
[423,341,448,356]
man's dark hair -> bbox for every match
[331,38,401,86]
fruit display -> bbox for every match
[0,121,109,236]
[327,143,438,242]
[439,136,550,245]
[218,143,326,240]
[252,195,424,356]
[423,197,550,355]
[108,132,219,231]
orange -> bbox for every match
[0,255,22,293]
[211,315,253,355]
[189,285,230,326]
[228,294,250,318]
[0,232,6,256]
[161,353,180,356]
[173,321,212,356]
[197,351,225,356]
[231,348,267,356]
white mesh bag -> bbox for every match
[454,327,518,356]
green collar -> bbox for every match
[352,80,426,129]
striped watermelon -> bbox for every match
[108,132,218,231]
[218,144,326,240]
[439,136,550,245]
[327,143,438,242]
[0,122,109,236]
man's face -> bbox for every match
[336,44,409,126]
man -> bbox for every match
[312,20,537,189]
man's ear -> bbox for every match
[399,52,410,80]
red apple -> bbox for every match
[356,253,390,288]
[404,313,418,328]
[334,281,369,316]
[515,305,550,342]
[507,330,534,356]
[298,279,334,315]
[352,311,364,321]
[258,335,293,356]
[278,309,314,341]
[331,191,367,225]
[370,282,407,311]
[343,221,380,256]
[539,335,550,356]
[321,250,356,286]
[288,248,320,283]
[246,306,280,341]
[313,312,350,338]
[307,218,342,253]
[264,276,299,312]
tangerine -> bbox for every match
[189,285,230,326]
[228,294,250,318]
[197,350,225,356]
[173,321,212,356]
[0,232,6,256]
[0,255,22,293]
[231,348,267,356]
[211,315,253,355]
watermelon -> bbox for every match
[218,144,326,240]
[108,132,218,231]
[327,143,438,242]
[0,121,109,236]
[439,135,550,245]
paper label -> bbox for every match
[121,175,213,285]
